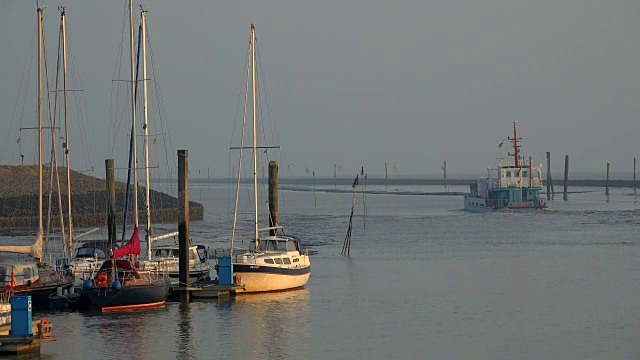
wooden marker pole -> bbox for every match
[606,161,610,195]
[563,155,569,201]
[178,150,190,301]
[546,152,551,200]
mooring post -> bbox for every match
[546,152,551,200]
[105,159,116,248]
[606,161,610,195]
[268,160,279,236]
[178,150,190,301]
[563,155,569,201]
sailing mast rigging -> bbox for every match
[61,7,73,251]
[251,24,259,250]
[129,0,140,232]
[141,8,153,260]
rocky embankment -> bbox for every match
[0,165,203,230]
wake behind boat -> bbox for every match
[464,121,548,212]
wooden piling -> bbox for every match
[443,161,447,189]
[606,161,610,195]
[546,152,551,200]
[563,155,569,201]
[178,150,190,301]
[268,160,279,236]
[105,159,116,247]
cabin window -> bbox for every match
[523,171,528,177]
[292,258,299,263]
[274,258,282,264]
[264,258,274,264]
[286,241,297,252]
[283,258,291,265]
[264,240,278,251]
[23,267,33,281]
[76,248,95,258]
[197,248,207,262]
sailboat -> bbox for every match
[81,2,169,311]
[0,6,75,308]
[225,24,311,293]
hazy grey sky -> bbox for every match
[2,0,639,178]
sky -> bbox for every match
[1,0,639,179]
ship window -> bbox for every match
[264,258,274,264]
[274,258,282,264]
[523,171,528,177]
[76,247,95,258]
[23,267,33,281]
[293,258,299,263]
[283,258,291,265]
[286,241,297,252]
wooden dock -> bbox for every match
[0,321,57,355]
[169,282,245,299]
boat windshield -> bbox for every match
[197,247,207,262]
[261,240,292,252]
[76,247,96,258]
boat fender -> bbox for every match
[234,273,242,285]
[97,273,108,289]
[82,279,93,290]
[40,319,51,333]
[111,279,122,290]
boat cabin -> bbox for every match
[258,236,301,254]
[74,241,117,260]
[152,245,208,263]
[0,262,39,288]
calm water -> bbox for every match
[9,184,640,359]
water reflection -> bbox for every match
[206,289,311,358]
[177,301,193,360]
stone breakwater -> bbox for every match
[0,165,203,230]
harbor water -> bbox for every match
[11,183,640,359]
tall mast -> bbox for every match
[251,24,259,248]
[508,119,522,168]
[61,8,73,250]
[37,7,44,237]
[141,9,152,260]
[129,0,139,227]
[231,44,252,253]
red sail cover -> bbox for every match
[112,226,141,258]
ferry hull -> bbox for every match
[232,264,310,293]
[464,203,548,213]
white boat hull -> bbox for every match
[233,269,310,293]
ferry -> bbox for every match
[464,121,548,212]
